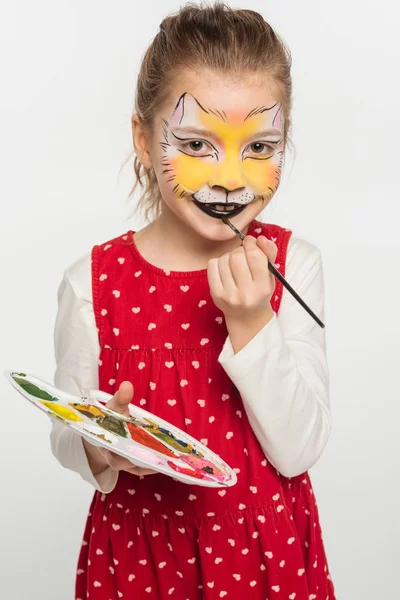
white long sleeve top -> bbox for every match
[51,234,331,493]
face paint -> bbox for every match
[158,92,284,219]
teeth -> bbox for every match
[213,205,238,212]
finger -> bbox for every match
[106,381,134,414]
[99,449,156,476]
[126,467,156,476]
[207,257,224,298]
[100,449,135,471]
[242,235,270,282]
[228,246,253,289]
[217,253,237,294]
[256,235,278,264]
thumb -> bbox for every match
[256,236,278,264]
[106,381,134,414]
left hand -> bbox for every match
[207,235,278,322]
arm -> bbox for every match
[51,255,118,493]
[218,237,331,477]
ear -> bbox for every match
[131,114,152,170]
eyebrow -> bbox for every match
[171,127,282,141]
[244,103,279,121]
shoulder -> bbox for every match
[287,234,322,271]
[62,252,92,303]
[61,231,133,302]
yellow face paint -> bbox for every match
[161,92,284,207]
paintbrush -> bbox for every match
[222,217,325,329]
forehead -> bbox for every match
[165,68,280,125]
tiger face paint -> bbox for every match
[159,92,284,220]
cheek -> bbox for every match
[171,155,214,192]
[243,160,280,193]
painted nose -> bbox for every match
[209,157,247,191]
[210,178,246,193]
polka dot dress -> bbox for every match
[75,220,336,600]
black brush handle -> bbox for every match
[222,217,325,328]
[268,261,325,328]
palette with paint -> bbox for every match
[5,371,237,488]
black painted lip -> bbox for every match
[193,200,247,220]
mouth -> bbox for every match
[193,201,247,219]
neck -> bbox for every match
[134,204,250,272]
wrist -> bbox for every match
[225,305,274,354]
[82,437,110,476]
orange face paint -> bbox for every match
[160,92,284,210]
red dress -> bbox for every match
[75,220,335,600]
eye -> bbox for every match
[247,142,275,157]
[188,141,204,152]
[250,143,266,154]
[180,139,214,158]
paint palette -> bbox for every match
[5,371,237,488]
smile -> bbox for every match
[193,200,247,219]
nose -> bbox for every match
[211,184,237,196]
[209,155,247,192]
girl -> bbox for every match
[52,3,335,599]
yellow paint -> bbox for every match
[41,401,84,422]
[171,110,281,195]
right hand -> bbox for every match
[84,381,156,477]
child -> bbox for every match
[52,3,335,599]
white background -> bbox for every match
[0,1,399,598]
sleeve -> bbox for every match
[51,256,119,493]
[218,236,331,477]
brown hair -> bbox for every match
[130,2,292,221]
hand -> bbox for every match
[83,381,156,477]
[207,235,278,321]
